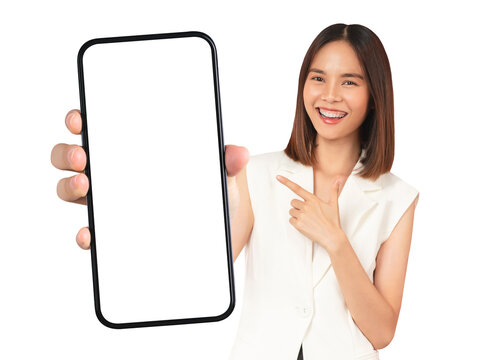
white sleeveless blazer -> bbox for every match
[229,149,419,360]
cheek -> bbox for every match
[345,90,369,114]
[303,83,321,103]
[303,84,311,103]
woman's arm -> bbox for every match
[231,165,254,262]
[328,194,419,349]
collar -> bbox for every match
[277,148,383,192]
[274,148,382,288]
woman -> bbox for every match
[51,23,419,359]
[228,24,419,359]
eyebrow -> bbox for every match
[309,68,364,80]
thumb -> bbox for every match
[331,177,342,203]
[225,145,249,177]
[332,178,342,226]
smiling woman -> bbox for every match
[303,40,371,145]
[50,21,418,360]
[228,23,419,360]
[287,24,394,182]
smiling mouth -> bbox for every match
[317,107,348,119]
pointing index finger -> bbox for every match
[276,175,311,200]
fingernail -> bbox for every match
[66,112,75,127]
[70,175,77,189]
[68,148,77,166]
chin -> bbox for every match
[314,130,344,141]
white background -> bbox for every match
[1,0,478,359]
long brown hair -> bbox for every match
[284,23,394,180]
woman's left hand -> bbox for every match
[276,174,346,253]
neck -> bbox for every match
[313,133,361,178]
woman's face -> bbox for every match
[303,40,371,142]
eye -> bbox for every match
[312,76,324,82]
[344,80,357,86]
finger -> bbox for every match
[290,198,304,209]
[330,176,343,199]
[65,109,82,135]
[51,143,87,172]
[76,227,91,250]
[276,175,312,200]
[225,145,249,177]
[56,173,89,203]
[71,197,87,205]
[289,207,301,218]
[332,178,341,196]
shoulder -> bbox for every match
[379,171,419,203]
[248,149,285,164]
[245,150,285,198]
[247,149,285,173]
[376,172,420,242]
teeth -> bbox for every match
[318,108,346,118]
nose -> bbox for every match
[320,83,341,103]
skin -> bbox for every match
[50,109,250,249]
[277,40,419,349]
[304,40,370,183]
[52,39,418,350]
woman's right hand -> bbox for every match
[51,109,90,249]
[51,109,250,251]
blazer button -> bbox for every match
[295,305,312,318]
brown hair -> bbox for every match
[284,23,394,180]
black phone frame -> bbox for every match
[77,31,235,329]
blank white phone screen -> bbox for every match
[80,34,232,326]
